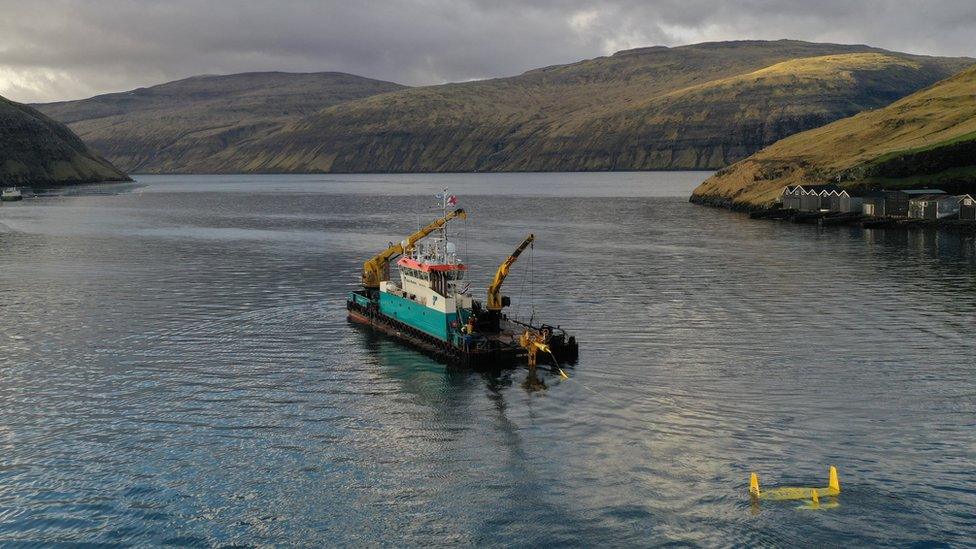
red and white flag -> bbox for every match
[447,194,458,206]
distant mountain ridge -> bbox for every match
[36,72,407,173]
[691,64,976,208]
[35,40,974,175]
[0,95,129,187]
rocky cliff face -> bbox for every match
[0,96,128,186]
[691,64,976,209]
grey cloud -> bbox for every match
[1,0,974,102]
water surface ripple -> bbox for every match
[0,173,973,546]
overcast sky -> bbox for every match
[2,0,975,103]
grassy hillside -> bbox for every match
[36,72,407,173]
[36,41,972,175]
[691,63,976,208]
[197,40,971,174]
[0,95,129,187]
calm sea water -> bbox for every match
[0,173,973,547]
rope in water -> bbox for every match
[544,350,624,407]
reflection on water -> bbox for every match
[0,173,973,546]
[521,370,549,394]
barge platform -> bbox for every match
[347,290,578,370]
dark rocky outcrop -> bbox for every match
[0,95,128,187]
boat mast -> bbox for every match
[440,188,449,246]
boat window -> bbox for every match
[402,267,431,281]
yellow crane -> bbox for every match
[486,233,534,312]
[361,208,466,291]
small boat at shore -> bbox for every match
[347,191,578,370]
[1,187,23,201]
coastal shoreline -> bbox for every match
[690,194,976,233]
[688,193,757,212]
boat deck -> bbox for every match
[346,293,577,369]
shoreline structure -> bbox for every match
[690,194,976,233]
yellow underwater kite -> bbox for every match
[749,466,840,510]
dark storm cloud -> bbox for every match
[1,0,974,102]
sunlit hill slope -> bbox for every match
[36,40,973,175]
[691,63,976,208]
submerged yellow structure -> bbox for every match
[519,329,551,368]
[750,466,840,508]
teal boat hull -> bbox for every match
[378,291,457,341]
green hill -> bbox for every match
[0,95,128,187]
[36,41,972,175]
[691,63,976,208]
[35,72,407,173]
[185,41,971,174]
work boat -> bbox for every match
[1,187,23,202]
[379,229,469,341]
[347,192,578,369]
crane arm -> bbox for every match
[486,233,534,311]
[361,208,466,289]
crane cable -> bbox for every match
[529,240,535,326]
[513,241,529,322]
